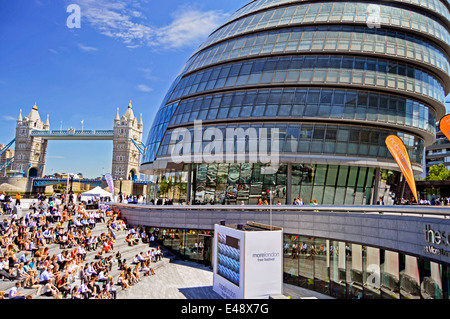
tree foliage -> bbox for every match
[426,163,450,181]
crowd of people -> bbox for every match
[0,194,162,299]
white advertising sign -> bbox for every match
[213,224,245,299]
[213,223,283,299]
[244,231,283,299]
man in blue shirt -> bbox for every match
[39,266,53,284]
[8,282,25,299]
[18,252,30,264]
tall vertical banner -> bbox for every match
[66,173,70,195]
[439,114,450,141]
[104,173,115,202]
[385,135,418,203]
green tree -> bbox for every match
[159,176,170,195]
[426,163,450,181]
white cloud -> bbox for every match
[71,0,230,50]
[138,67,159,81]
[137,84,153,92]
[3,116,16,121]
[48,49,59,55]
[155,8,229,50]
[78,43,99,52]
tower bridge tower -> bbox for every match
[112,101,143,181]
[14,103,48,178]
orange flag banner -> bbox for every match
[439,114,450,142]
[385,135,418,203]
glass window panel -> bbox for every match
[228,106,241,118]
[299,70,313,82]
[310,141,323,153]
[322,186,335,204]
[334,187,346,205]
[326,165,338,186]
[217,107,229,119]
[363,247,381,299]
[330,241,347,298]
[335,142,347,155]
[252,105,266,116]
[198,110,208,120]
[337,166,349,187]
[243,92,256,105]
[304,105,318,117]
[239,106,253,117]
[278,104,292,116]
[261,71,274,83]
[284,235,299,283]
[357,167,367,188]
[326,71,339,83]
[298,236,315,290]
[206,163,218,186]
[216,164,229,184]
[273,71,287,82]
[312,70,326,82]
[347,244,364,299]
[292,104,305,116]
[314,238,330,294]
[314,164,327,185]
[239,163,252,184]
[265,105,278,116]
[347,167,359,188]
[399,254,420,299]
[344,187,355,204]
[313,126,325,140]
[227,164,240,184]
[206,108,219,120]
[299,186,313,205]
[381,251,400,299]
[286,70,300,82]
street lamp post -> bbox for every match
[70,174,74,193]
[119,177,123,202]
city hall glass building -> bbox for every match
[141,0,450,206]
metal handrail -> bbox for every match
[110,203,450,218]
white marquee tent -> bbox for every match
[81,186,113,201]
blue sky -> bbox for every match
[0,0,247,178]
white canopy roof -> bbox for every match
[81,186,112,198]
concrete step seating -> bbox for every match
[0,211,175,299]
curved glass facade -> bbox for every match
[142,0,450,206]
[169,55,445,104]
[157,123,424,164]
[227,0,450,25]
[167,88,436,135]
[198,2,450,52]
[184,27,449,77]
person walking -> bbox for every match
[15,193,21,207]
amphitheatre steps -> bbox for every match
[0,209,175,299]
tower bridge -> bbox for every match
[3,102,144,188]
